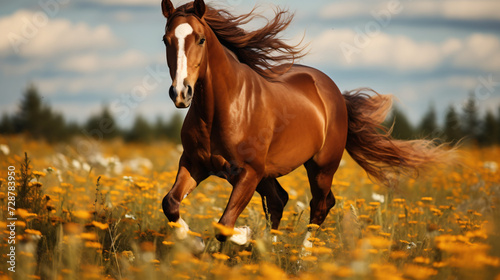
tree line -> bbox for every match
[385,94,500,146]
[0,85,183,143]
[1,85,500,146]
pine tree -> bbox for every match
[126,115,154,143]
[497,107,500,145]
[462,93,480,143]
[444,105,462,143]
[41,107,63,142]
[165,113,183,143]
[84,106,119,140]
[387,106,414,140]
[418,103,439,138]
[480,110,497,146]
[0,113,14,134]
[14,84,44,136]
[154,116,166,139]
[13,84,74,142]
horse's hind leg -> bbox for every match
[304,159,340,226]
[256,178,289,230]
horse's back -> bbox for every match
[277,64,348,131]
[280,64,345,107]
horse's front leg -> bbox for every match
[162,154,207,240]
[216,167,261,243]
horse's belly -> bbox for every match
[264,111,325,177]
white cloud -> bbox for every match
[36,74,119,95]
[445,76,479,90]
[113,11,136,22]
[319,2,365,19]
[36,55,170,97]
[0,10,120,58]
[58,50,150,73]
[91,0,182,6]
[425,0,500,21]
[320,0,500,21]
[92,0,157,5]
[306,29,441,71]
[453,34,500,72]
[305,29,500,72]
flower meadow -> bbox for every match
[1,136,499,279]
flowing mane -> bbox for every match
[167,3,306,80]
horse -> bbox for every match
[159,0,450,245]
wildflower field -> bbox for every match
[1,136,499,280]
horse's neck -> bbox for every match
[192,36,247,123]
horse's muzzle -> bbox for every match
[169,85,193,108]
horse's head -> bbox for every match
[162,0,207,108]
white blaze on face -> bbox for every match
[174,23,194,94]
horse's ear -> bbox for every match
[193,0,206,18]
[161,0,175,18]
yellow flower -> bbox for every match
[242,264,259,271]
[85,241,102,249]
[25,229,42,236]
[367,225,382,232]
[379,232,391,238]
[390,251,408,260]
[403,264,437,280]
[81,232,98,240]
[212,252,230,260]
[305,246,332,255]
[356,199,365,207]
[367,236,392,249]
[91,221,109,230]
[259,263,287,279]
[307,224,320,230]
[369,202,381,207]
[212,222,237,236]
[168,221,182,228]
[413,257,430,264]
[17,209,37,219]
[188,231,202,238]
[238,251,252,257]
[61,183,73,188]
[73,210,91,220]
[29,182,43,188]
[33,171,46,178]
[270,229,283,235]
[302,255,318,262]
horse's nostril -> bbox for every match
[187,85,193,99]
[169,86,177,100]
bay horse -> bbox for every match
[160,0,449,245]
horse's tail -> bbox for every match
[343,88,453,185]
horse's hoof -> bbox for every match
[229,226,251,245]
[174,218,190,240]
[215,233,228,242]
[188,236,206,254]
[300,231,313,256]
[302,231,313,248]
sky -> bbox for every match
[1,0,500,128]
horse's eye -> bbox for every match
[199,38,206,45]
